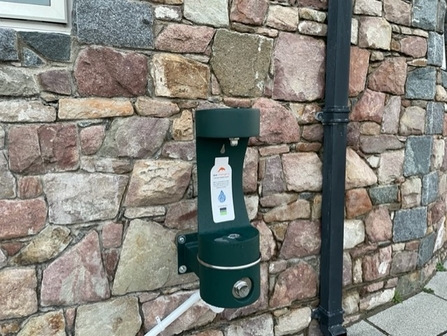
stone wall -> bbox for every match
[0,0,447,335]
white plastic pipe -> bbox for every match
[145,290,224,336]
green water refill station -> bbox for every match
[146,108,261,336]
[181,107,261,306]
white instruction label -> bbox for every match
[210,157,235,223]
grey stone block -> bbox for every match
[403,136,433,177]
[19,32,70,62]
[369,185,399,205]
[428,32,444,66]
[405,67,436,100]
[76,0,154,49]
[412,0,437,31]
[425,102,444,134]
[437,0,446,33]
[418,232,436,266]
[422,172,439,205]
[0,28,18,61]
[393,207,427,242]
[22,48,44,68]
[442,70,447,87]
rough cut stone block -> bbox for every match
[401,177,422,208]
[164,199,197,230]
[354,0,382,16]
[75,47,148,97]
[75,297,141,336]
[184,0,229,27]
[59,98,133,119]
[358,17,391,50]
[43,173,128,224]
[17,311,65,336]
[135,97,179,117]
[426,102,444,135]
[400,36,427,58]
[153,53,209,99]
[270,262,317,307]
[437,0,446,33]
[22,48,44,67]
[38,70,72,95]
[0,67,38,96]
[143,291,216,334]
[427,32,444,66]
[283,153,322,192]
[8,124,79,174]
[154,5,182,21]
[368,57,407,95]
[365,206,392,242]
[251,98,300,145]
[393,207,427,242]
[211,30,272,97]
[275,307,311,336]
[264,199,310,223]
[0,28,18,61]
[226,315,273,336]
[266,5,299,31]
[0,124,4,149]
[344,220,365,249]
[10,225,71,266]
[360,135,403,154]
[359,289,394,311]
[350,89,385,123]
[349,47,370,96]
[162,141,195,161]
[0,100,55,122]
[345,188,372,218]
[406,67,436,100]
[125,160,192,206]
[362,246,392,281]
[155,24,214,53]
[41,231,110,306]
[99,116,169,158]
[369,185,399,204]
[19,32,70,61]
[378,150,404,184]
[80,125,105,155]
[412,0,437,31]
[384,0,411,26]
[261,156,286,195]
[76,0,154,48]
[0,199,47,239]
[390,251,418,275]
[102,223,123,249]
[403,136,433,177]
[0,151,15,199]
[400,106,425,136]
[422,172,439,205]
[230,0,268,25]
[273,33,325,102]
[113,220,196,294]
[0,268,37,320]
[345,148,377,189]
[280,220,320,258]
[418,232,436,266]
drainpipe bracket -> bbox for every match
[318,107,350,125]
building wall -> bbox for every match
[0,0,446,335]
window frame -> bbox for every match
[0,0,67,24]
[0,0,71,32]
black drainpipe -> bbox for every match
[313,0,352,335]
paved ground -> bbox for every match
[347,260,447,336]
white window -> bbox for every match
[0,0,71,32]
